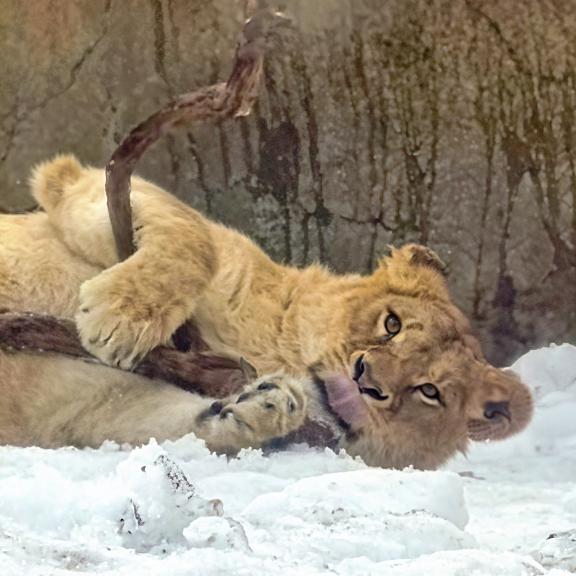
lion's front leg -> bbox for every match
[76,235,216,368]
[30,156,219,368]
[75,200,219,369]
[195,374,308,455]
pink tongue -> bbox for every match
[323,374,369,427]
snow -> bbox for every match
[1,344,576,575]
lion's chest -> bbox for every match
[193,280,293,373]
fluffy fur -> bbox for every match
[0,155,534,469]
[0,351,307,454]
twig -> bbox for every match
[0,10,287,397]
[106,9,289,260]
[0,311,246,398]
[105,7,288,352]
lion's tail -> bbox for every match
[30,154,84,211]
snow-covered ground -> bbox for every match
[1,344,575,575]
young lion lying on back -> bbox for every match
[0,155,533,468]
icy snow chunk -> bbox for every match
[508,344,576,444]
[240,468,474,565]
[243,468,469,529]
[534,530,576,572]
[183,516,251,551]
[336,549,546,576]
[246,512,474,566]
[510,343,576,400]
[115,446,223,551]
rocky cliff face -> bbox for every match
[1,0,575,364]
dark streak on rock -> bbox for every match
[186,133,214,214]
[290,43,327,261]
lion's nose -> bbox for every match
[484,401,511,420]
[353,354,366,382]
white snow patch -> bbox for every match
[1,344,575,575]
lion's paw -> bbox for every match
[219,375,308,443]
[76,271,179,369]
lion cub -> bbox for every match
[0,155,534,469]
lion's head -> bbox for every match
[318,244,533,470]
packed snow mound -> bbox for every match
[243,468,468,528]
[536,530,576,572]
[1,344,576,575]
[511,343,576,399]
[0,442,474,573]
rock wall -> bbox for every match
[1,0,575,364]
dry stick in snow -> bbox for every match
[0,311,245,397]
[106,8,288,351]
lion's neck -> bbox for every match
[276,267,365,374]
[194,245,368,375]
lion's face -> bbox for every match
[320,245,533,470]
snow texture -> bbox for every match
[1,343,575,575]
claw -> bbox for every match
[257,382,279,391]
[220,407,233,419]
[236,392,254,403]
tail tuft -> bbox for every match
[30,154,83,211]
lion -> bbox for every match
[0,155,533,468]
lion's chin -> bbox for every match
[321,374,369,428]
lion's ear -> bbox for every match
[379,244,448,276]
[406,245,448,275]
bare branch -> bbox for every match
[0,311,246,398]
[0,10,289,403]
[106,8,289,260]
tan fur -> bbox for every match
[0,156,534,468]
[30,154,84,213]
[0,351,306,454]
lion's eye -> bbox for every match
[417,383,441,404]
[384,313,402,336]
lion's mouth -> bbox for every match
[467,417,511,441]
[320,372,370,428]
